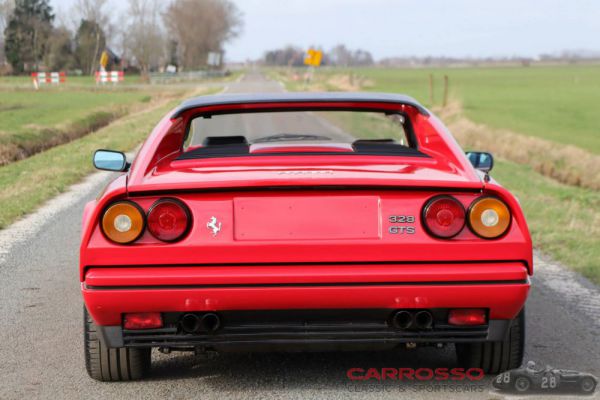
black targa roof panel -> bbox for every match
[171,92,430,118]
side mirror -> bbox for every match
[93,150,128,172]
[466,151,494,173]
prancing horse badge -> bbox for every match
[206,216,222,237]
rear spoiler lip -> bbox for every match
[125,183,484,198]
[170,92,430,118]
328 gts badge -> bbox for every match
[388,215,416,235]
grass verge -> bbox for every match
[493,159,600,284]
[0,107,128,165]
[0,87,165,165]
[436,102,600,190]
[0,87,219,229]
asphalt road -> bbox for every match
[0,72,598,399]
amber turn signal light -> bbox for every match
[101,201,145,244]
[468,197,511,239]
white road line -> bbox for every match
[0,170,109,265]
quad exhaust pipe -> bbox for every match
[391,310,433,330]
[180,313,221,333]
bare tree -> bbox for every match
[328,44,373,67]
[0,0,15,65]
[71,0,113,74]
[164,0,242,70]
[0,0,14,28]
[124,0,165,76]
[74,0,110,28]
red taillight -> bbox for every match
[124,312,163,330]
[147,198,191,242]
[448,309,487,326]
[422,195,466,238]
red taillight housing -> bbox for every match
[124,312,163,330]
[147,198,191,242]
[448,309,487,326]
[422,195,466,238]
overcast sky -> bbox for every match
[52,0,600,61]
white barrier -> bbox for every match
[31,72,66,88]
[95,71,124,84]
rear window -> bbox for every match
[179,110,425,160]
[190,109,413,144]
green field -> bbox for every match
[0,72,241,166]
[0,89,147,130]
[341,66,600,153]
[0,80,190,165]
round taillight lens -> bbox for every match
[422,196,466,238]
[101,201,145,244]
[147,198,191,242]
[468,197,511,239]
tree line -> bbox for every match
[0,0,242,75]
[263,44,374,67]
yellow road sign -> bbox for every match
[304,49,322,67]
[100,51,109,68]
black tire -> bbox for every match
[84,306,151,381]
[580,377,596,393]
[456,308,525,374]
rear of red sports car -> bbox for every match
[80,93,532,381]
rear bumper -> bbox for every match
[98,309,513,350]
[82,262,530,348]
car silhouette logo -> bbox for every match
[492,361,597,395]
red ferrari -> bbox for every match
[81,92,532,381]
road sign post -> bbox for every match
[303,49,322,88]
